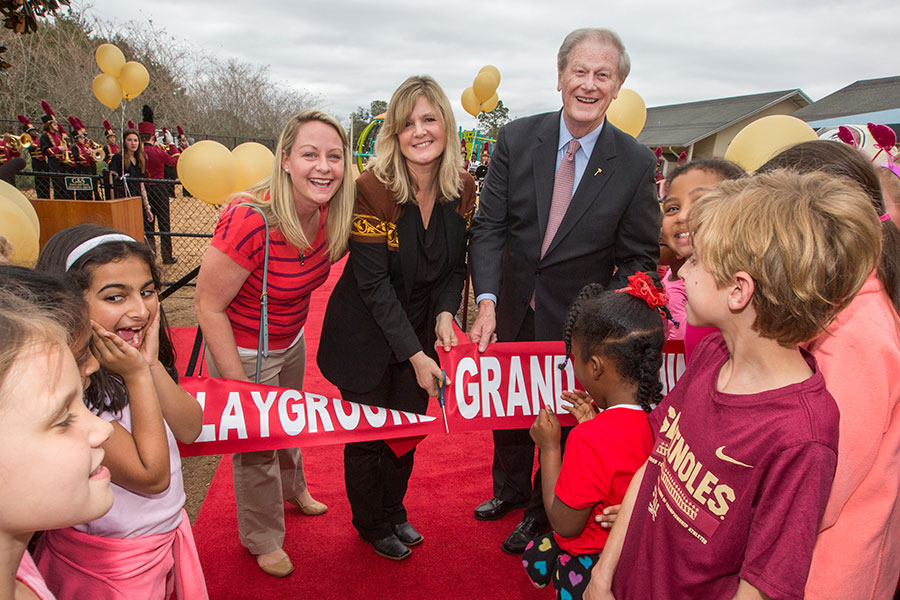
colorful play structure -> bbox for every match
[354,114,495,173]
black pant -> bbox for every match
[72,164,96,200]
[145,184,173,261]
[342,360,427,542]
[491,308,571,528]
[49,159,72,199]
[31,159,51,198]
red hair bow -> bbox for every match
[616,271,668,308]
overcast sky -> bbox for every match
[84,0,898,130]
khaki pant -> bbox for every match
[206,337,308,555]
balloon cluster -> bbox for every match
[461,66,501,117]
[177,141,275,205]
[724,115,817,172]
[606,89,647,138]
[0,180,40,266]
[92,44,150,110]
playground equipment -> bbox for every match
[354,114,495,173]
[459,127,495,164]
[355,113,384,173]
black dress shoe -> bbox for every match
[392,521,424,546]
[371,534,412,561]
[473,496,527,521]
[501,517,543,555]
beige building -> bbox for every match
[637,89,812,170]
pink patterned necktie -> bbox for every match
[541,139,580,257]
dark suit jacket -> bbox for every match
[317,170,477,398]
[468,110,661,342]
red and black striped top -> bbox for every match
[211,199,330,350]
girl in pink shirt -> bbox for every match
[658,159,743,345]
[0,283,114,600]
[759,140,900,599]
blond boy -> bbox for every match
[585,170,883,600]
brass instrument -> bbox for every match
[88,140,105,162]
[60,139,74,166]
[4,133,32,150]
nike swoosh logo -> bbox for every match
[715,446,753,468]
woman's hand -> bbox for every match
[561,389,598,423]
[434,311,458,352]
[409,351,445,397]
[529,405,561,451]
[90,320,148,379]
[138,307,161,367]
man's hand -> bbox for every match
[468,299,497,352]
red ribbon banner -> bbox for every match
[177,341,585,457]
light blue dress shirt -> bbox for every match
[476,115,606,307]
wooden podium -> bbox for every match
[30,196,144,248]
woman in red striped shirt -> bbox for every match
[195,110,354,578]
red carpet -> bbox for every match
[181,259,552,599]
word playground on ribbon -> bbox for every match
[177,341,594,457]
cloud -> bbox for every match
[85,0,899,130]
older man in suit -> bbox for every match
[467,27,661,554]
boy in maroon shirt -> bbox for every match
[585,170,884,600]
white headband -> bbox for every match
[65,234,137,271]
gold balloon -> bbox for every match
[0,196,38,267]
[92,73,123,111]
[473,71,499,103]
[479,65,501,85]
[95,43,126,77]
[725,115,818,172]
[232,142,275,191]
[0,180,39,238]
[177,140,238,205]
[118,61,149,101]
[480,92,499,114]
[461,87,481,117]
[605,89,647,138]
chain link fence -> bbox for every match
[5,117,279,293]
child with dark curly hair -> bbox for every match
[522,273,667,600]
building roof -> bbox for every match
[792,76,900,122]
[637,89,812,147]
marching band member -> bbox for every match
[17,114,49,197]
[103,120,119,163]
[0,131,21,185]
[39,100,72,199]
[68,116,97,200]
[139,105,179,264]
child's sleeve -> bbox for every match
[739,442,837,600]
[210,201,264,272]
[555,425,612,509]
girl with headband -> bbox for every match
[33,224,207,599]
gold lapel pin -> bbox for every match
[594,167,603,176]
